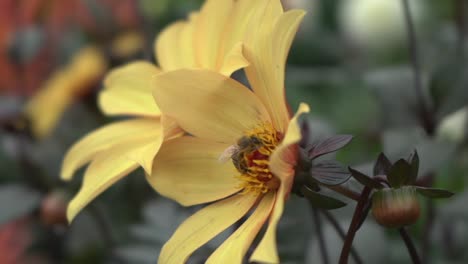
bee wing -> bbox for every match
[218,145,239,163]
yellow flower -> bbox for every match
[148,2,307,263]
[25,46,107,139]
[61,0,268,222]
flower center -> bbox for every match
[230,123,283,194]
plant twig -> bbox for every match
[401,0,435,135]
[399,228,422,264]
[322,210,363,264]
[310,207,330,264]
[325,185,361,201]
[338,187,372,264]
[455,0,467,57]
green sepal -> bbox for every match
[349,167,384,189]
[373,153,392,176]
[416,187,454,199]
[387,159,411,188]
[301,186,347,210]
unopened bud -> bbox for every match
[371,186,420,228]
[40,191,68,226]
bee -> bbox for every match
[218,136,264,173]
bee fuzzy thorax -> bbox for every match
[225,123,283,194]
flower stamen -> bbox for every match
[227,123,283,194]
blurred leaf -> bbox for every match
[115,198,223,263]
[431,59,468,121]
[383,128,456,176]
[0,184,41,225]
[301,186,347,210]
[373,153,392,176]
[310,160,350,186]
[308,135,353,159]
[139,0,171,19]
[440,191,468,217]
[8,26,44,64]
[349,167,384,189]
[387,159,411,188]
[278,197,312,263]
[114,245,159,264]
[366,67,422,128]
[306,220,387,263]
[416,187,454,199]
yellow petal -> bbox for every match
[194,0,233,69]
[99,61,161,116]
[156,21,194,71]
[219,42,249,76]
[129,115,183,175]
[206,192,276,264]
[147,136,241,206]
[104,61,160,91]
[250,185,286,264]
[216,0,270,76]
[250,103,310,263]
[220,0,269,54]
[158,194,258,264]
[244,8,305,132]
[66,138,158,222]
[269,103,310,182]
[99,88,161,117]
[152,69,271,143]
[61,118,161,180]
[178,13,198,68]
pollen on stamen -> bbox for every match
[227,123,283,194]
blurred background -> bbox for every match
[0,0,467,263]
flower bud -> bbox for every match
[40,191,68,226]
[371,186,420,228]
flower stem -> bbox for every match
[310,207,330,264]
[401,0,435,135]
[338,187,371,264]
[454,0,467,57]
[321,210,363,264]
[325,185,361,201]
[399,227,422,264]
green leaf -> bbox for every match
[416,187,454,199]
[387,159,411,188]
[300,186,347,210]
[349,167,384,189]
[366,67,420,128]
[0,184,41,225]
[408,151,419,184]
[310,160,351,186]
[373,153,392,176]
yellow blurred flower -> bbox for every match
[61,0,270,222]
[110,31,145,59]
[25,46,107,139]
[148,1,307,263]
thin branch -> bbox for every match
[401,0,435,135]
[322,210,363,264]
[325,185,361,201]
[455,0,467,57]
[310,207,330,264]
[338,187,372,264]
[399,228,422,264]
